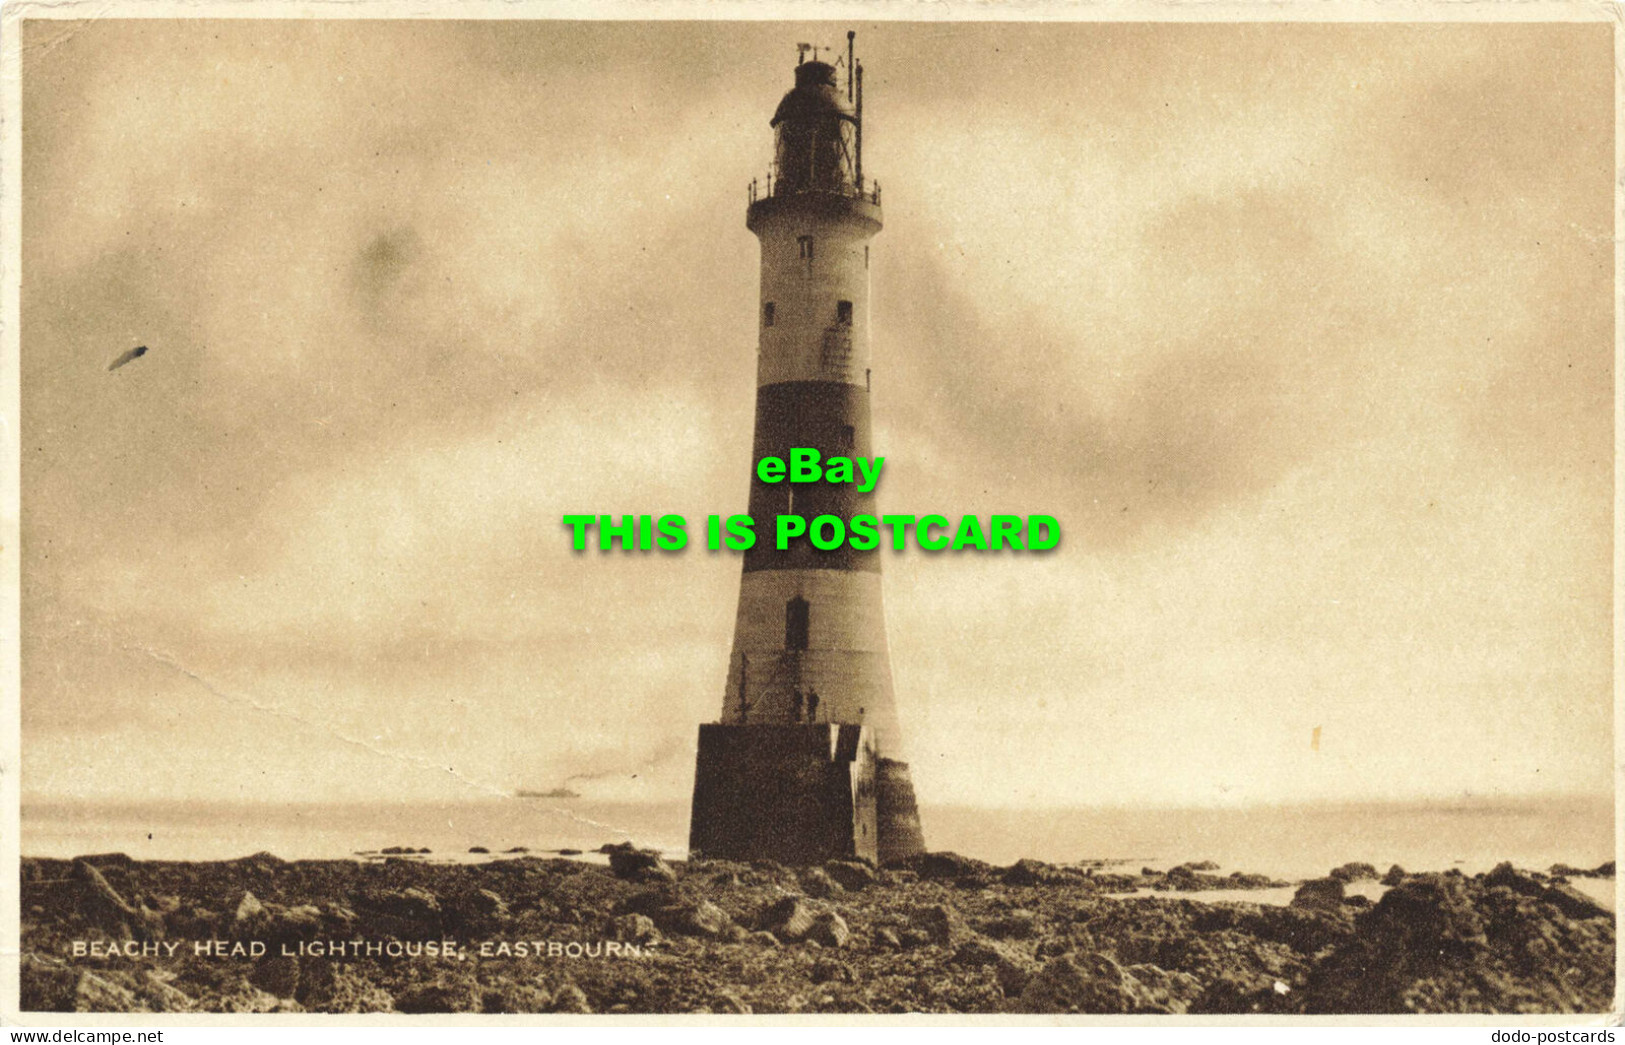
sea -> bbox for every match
[23,794,1613,900]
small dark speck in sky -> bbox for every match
[107,345,149,372]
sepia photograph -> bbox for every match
[5,5,1617,1021]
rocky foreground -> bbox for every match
[19,848,1616,1015]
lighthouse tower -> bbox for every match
[687,37,925,867]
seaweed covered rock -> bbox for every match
[822,860,877,892]
[1329,863,1380,883]
[891,851,994,880]
[605,844,676,884]
[1291,878,1346,913]
[1014,952,1168,1014]
[18,852,1614,1016]
[1301,871,1614,1013]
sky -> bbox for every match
[19,19,1614,811]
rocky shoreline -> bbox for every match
[19,848,1615,1015]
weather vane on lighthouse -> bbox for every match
[688,33,925,866]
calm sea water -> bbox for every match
[21,795,1613,885]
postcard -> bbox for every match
[4,2,1617,1022]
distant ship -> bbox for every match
[515,787,580,799]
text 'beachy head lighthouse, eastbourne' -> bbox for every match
[688,35,926,866]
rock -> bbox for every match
[75,971,145,1012]
[1002,858,1056,886]
[363,887,442,923]
[758,896,816,941]
[137,971,194,1013]
[296,965,396,1013]
[895,851,995,879]
[20,956,80,1012]
[616,885,679,917]
[978,910,1038,939]
[1329,862,1380,883]
[266,904,323,940]
[1540,881,1611,922]
[234,891,266,924]
[550,983,593,1014]
[1486,862,1610,921]
[613,913,660,943]
[72,860,153,937]
[873,927,901,949]
[1291,877,1346,912]
[807,911,850,948]
[909,903,971,947]
[396,979,481,1014]
[1181,860,1220,871]
[1593,861,1615,877]
[823,860,877,892]
[468,846,489,854]
[607,846,676,883]
[952,935,1020,967]
[446,888,508,926]
[747,931,781,947]
[810,958,856,984]
[558,848,582,856]
[482,984,552,1013]
[235,852,289,875]
[660,899,734,938]
[1192,902,1355,955]
[1381,864,1407,886]
[1295,870,1615,1013]
[218,985,297,1014]
[78,853,136,867]
[1194,970,1286,1014]
[1484,861,1540,890]
[1015,952,1149,1014]
[250,956,300,998]
[711,988,752,1014]
[799,867,845,899]
[996,952,1042,996]
[1126,963,1203,1015]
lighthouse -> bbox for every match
[688,36,926,866]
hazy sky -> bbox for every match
[21,19,1613,810]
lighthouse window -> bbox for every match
[798,236,814,260]
[836,300,853,325]
[786,596,810,651]
[763,302,776,327]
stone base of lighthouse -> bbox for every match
[874,757,926,864]
[688,723,924,866]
